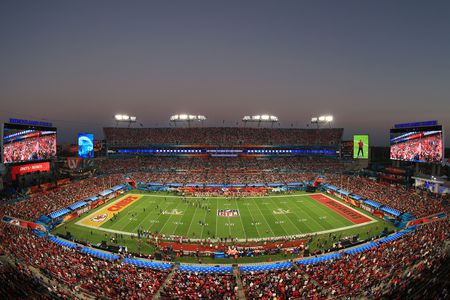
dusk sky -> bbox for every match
[1,0,449,145]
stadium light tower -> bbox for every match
[114,114,137,127]
[242,114,279,127]
[170,114,207,127]
[311,115,333,128]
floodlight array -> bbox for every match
[170,114,207,122]
[115,114,137,122]
[242,115,279,122]
[311,115,333,123]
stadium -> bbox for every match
[1,2,450,299]
[0,117,448,299]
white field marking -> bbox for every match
[128,197,173,233]
[253,201,277,236]
[185,204,199,237]
[234,198,247,240]
[245,200,263,237]
[266,197,302,235]
[77,218,378,243]
[133,193,325,199]
[159,202,184,234]
[75,194,142,227]
[199,209,208,239]
[75,192,378,242]
[215,198,219,239]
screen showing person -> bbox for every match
[353,135,369,159]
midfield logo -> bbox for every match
[217,209,240,217]
[272,208,291,215]
[162,209,184,215]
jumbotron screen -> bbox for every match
[78,133,94,158]
[2,123,57,164]
[390,125,443,163]
[353,135,369,159]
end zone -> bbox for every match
[77,194,142,228]
[309,194,374,224]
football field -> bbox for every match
[73,192,377,240]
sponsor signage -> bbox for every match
[11,162,50,180]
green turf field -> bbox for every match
[62,192,377,241]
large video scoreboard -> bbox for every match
[2,122,57,164]
[390,122,443,164]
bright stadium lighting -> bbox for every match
[169,113,207,127]
[311,115,334,128]
[242,114,280,127]
[114,114,137,127]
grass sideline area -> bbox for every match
[52,191,394,263]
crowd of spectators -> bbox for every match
[242,268,316,299]
[241,219,449,299]
[0,223,169,299]
[1,174,124,221]
[0,194,447,299]
[0,258,61,299]
[160,271,238,299]
[3,134,56,163]
[96,156,343,185]
[390,133,443,163]
[325,175,447,218]
[103,127,343,147]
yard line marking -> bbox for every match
[234,198,247,240]
[168,202,187,236]
[159,201,184,234]
[268,196,303,234]
[253,199,277,237]
[74,192,378,242]
[125,199,172,233]
[186,204,199,238]
[244,200,262,238]
[76,218,377,243]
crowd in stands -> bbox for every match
[3,134,56,163]
[0,258,60,299]
[1,174,123,221]
[1,218,445,299]
[326,175,447,218]
[0,223,169,299]
[241,219,449,299]
[390,133,443,163]
[160,271,238,299]
[103,127,343,147]
[96,156,342,184]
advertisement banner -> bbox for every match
[2,216,47,232]
[11,162,51,180]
